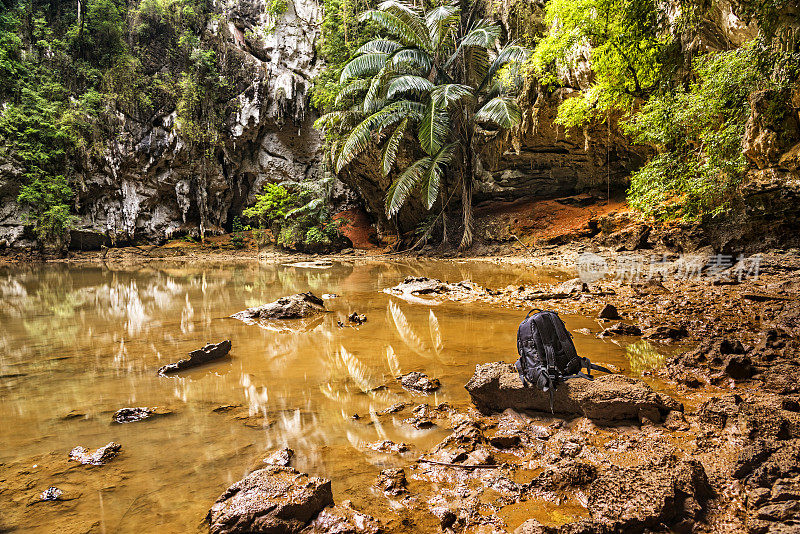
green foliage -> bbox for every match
[316,0,527,248]
[531,0,670,127]
[242,183,297,227]
[623,43,776,219]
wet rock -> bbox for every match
[383,277,475,303]
[378,402,409,415]
[367,440,409,454]
[560,441,583,458]
[231,292,326,322]
[465,362,679,422]
[697,394,743,428]
[263,447,294,467]
[558,278,589,294]
[374,467,407,496]
[69,442,122,466]
[112,406,172,423]
[489,433,523,449]
[398,372,440,393]
[321,293,339,299]
[597,304,620,320]
[206,466,333,534]
[664,410,689,431]
[347,312,367,325]
[61,409,87,420]
[305,501,382,533]
[158,340,232,375]
[532,461,598,491]
[40,487,62,501]
[585,454,709,531]
[641,325,688,341]
[599,322,641,337]
[402,415,436,429]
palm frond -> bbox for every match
[363,77,387,114]
[387,75,434,100]
[418,98,449,156]
[431,83,475,109]
[381,118,407,176]
[385,156,431,217]
[336,101,425,173]
[479,43,529,92]
[359,10,430,51]
[444,19,500,68]
[355,39,403,55]
[335,79,370,108]
[340,53,390,83]
[421,142,457,209]
[474,96,522,129]
[425,3,459,49]
[466,46,490,87]
[390,48,433,75]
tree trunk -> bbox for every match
[459,143,474,250]
[440,174,447,245]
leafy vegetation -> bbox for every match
[530,0,799,219]
[316,0,527,249]
[242,179,344,251]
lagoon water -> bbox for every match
[0,260,671,532]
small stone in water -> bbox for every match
[40,487,62,501]
[347,312,367,325]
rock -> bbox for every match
[158,340,232,375]
[367,440,410,454]
[374,468,407,496]
[263,447,294,467]
[558,278,589,294]
[383,277,475,304]
[398,371,440,392]
[641,325,688,341]
[206,466,333,534]
[664,410,689,431]
[465,362,679,422]
[600,322,641,337]
[585,454,710,530]
[40,487,63,501]
[305,501,382,533]
[378,402,409,415]
[112,406,172,423]
[69,442,122,466]
[560,441,582,458]
[597,304,620,319]
[232,293,326,323]
[347,312,367,325]
[321,293,339,299]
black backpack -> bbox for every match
[515,309,612,412]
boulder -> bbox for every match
[206,466,333,534]
[231,292,326,323]
[158,340,232,375]
[600,322,641,337]
[465,362,679,422]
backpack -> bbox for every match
[515,309,612,412]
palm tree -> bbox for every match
[315,0,526,249]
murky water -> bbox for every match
[0,259,674,533]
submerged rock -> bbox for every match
[262,447,294,467]
[347,312,367,325]
[112,406,172,423]
[40,487,63,501]
[383,277,475,304]
[398,371,441,392]
[68,442,121,466]
[465,362,679,422]
[158,340,232,375]
[206,466,333,534]
[231,292,326,323]
[374,467,408,496]
[599,322,642,337]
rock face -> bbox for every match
[231,292,326,323]
[158,340,232,375]
[206,466,333,534]
[465,362,679,422]
[0,0,339,249]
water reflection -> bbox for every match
[624,340,669,375]
[0,260,665,533]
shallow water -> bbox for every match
[0,259,674,533]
